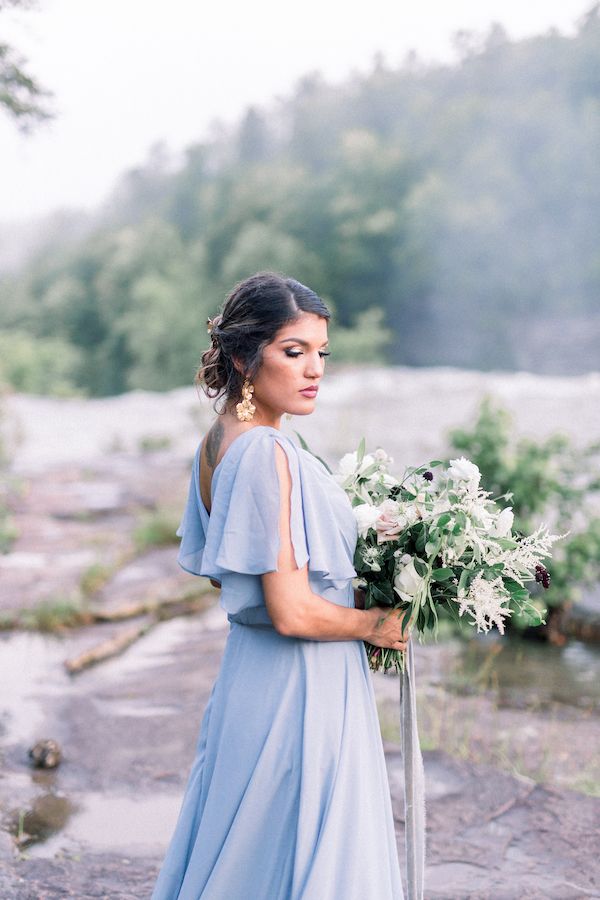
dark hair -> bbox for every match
[196,271,331,413]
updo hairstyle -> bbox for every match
[196,271,330,414]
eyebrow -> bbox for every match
[278,337,329,347]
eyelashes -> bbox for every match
[285,350,331,358]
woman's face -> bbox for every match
[247,312,330,422]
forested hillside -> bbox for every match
[1,6,598,395]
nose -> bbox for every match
[304,351,324,379]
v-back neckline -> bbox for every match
[196,425,285,519]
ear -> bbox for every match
[231,355,246,378]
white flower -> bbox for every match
[455,572,512,634]
[361,545,382,572]
[401,503,419,526]
[338,451,376,476]
[374,447,394,466]
[379,498,400,516]
[393,557,425,603]
[336,452,358,480]
[465,498,494,530]
[492,523,568,587]
[353,503,382,538]
[491,507,514,538]
[432,497,452,517]
[448,457,481,492]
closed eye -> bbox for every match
[285,349,331,358]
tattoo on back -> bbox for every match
[205,421,224,469]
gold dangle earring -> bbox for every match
[236,378,256,422]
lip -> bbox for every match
[299,386,319,396]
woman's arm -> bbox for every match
[262,445,409,648]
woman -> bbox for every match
[151,272,413,900]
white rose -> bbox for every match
[448,456,481,491]
[468,500,494,530]
[358,453,375,474]
[337,451,376,478]
[353,503,382,539]
[338,452,359,477]
[393,557,425,603]
[491,507,514,537]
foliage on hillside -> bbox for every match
[448,396,600,621]
[1,7,599,395]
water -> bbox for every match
[0,616,223,855]
[447,634,600,711]
[1,612,599,857]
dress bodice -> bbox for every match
[176,426,359,624]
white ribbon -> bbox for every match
[398,639,426,899]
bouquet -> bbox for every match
[333,439,567,674]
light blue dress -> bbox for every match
[151,425,406,900]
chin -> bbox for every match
[287,402,316,417]
[286,408,313,417]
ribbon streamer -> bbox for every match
[399,639,426,899]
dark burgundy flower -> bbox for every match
[423,471,434,481]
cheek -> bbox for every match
[255,356,296,392]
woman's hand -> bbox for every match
[363,605,412,651]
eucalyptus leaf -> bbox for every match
[425,539,442,557]
[293,431,332,473]
[432,567,454,581]
[413,557,429,577]
[457,568,471,594]
[357,436,366,466]
[369,581,395,606]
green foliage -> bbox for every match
[18,595,90,632]
[137,433,172,453]
[0,505,18,553]
[133,510,181,552]
[0,329,82,395]
[0,0,54,130]
[448,395,600,612]
[0,387,18,552]
[79,562,114,597]
[2,10,600,391]
[327,307,392,363]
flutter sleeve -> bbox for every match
[176,445,207,576]
[200,430,310,577]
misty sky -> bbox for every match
[0,0,592,223]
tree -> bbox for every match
[0,0,53,130]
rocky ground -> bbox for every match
[0,607,598,900]
[1,370,599,898]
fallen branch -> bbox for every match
[482,783,536,823]
[89,588,214,622]
[64,619,154,674]
[64,592,216,674]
